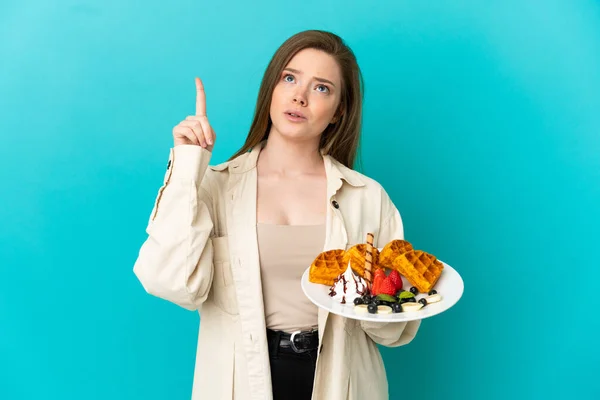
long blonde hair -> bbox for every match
[229,30,364,169]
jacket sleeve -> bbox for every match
[359,186,422,347]
[133,145,216,311]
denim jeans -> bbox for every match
[267,330,318,400]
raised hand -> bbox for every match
[172,77,216,151]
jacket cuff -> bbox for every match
[163,145,212,186]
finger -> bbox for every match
[173,126,199,145]
[175,126,198,145]
[186,115,213,146]
[198,117,213,146]
[180,120,207,147]
[209,127,216,146]
[195,77,207,117]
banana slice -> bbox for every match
[354,304,369,314]
[425,293,442,303]
[401,302,423,312]
[377,305,393,314]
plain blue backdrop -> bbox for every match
[1,1,599,399]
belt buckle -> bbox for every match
[289,330,310,353]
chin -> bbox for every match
[278,128,309,139]
[271,120,317,141]
[276,129,322,144]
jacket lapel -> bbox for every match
[317,155,367,340]
[317,155,345,342]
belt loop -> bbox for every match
[273,330,281,358]
[267,329,278,358]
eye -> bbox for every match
[316,84,330,94]
[283,74,295,83]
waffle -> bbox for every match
[391,250,443,293]
[343,244,380,281]
[308,249,347,286]
[379,239,414,268]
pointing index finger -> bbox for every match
[195,77,207,117]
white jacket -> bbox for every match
[133,142,421,399]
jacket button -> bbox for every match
[331,200,339,209]
[167,160,172,169]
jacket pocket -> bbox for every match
[210,236,239,315]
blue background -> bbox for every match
[1,1,599,399]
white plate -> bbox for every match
[300,259,464,323]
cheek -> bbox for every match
[271,84,293,110]
[269,87,285,116]
[270,87,281,106]
[312,96,339,121]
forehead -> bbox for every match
[285,48,341,85]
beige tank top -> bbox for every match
[257,223,325,333]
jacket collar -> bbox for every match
[211,141,366,189]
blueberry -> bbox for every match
[407,297,416,303]
[367,303,378,314]
[419,298,427,306]
[410,287,418,295]
[428,289,437,296]
[392,303,403,313]
[362,294,372,303]
[354,297,364,305]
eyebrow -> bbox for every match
[284,68,336,87]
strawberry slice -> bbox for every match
[388,270,403,291]
[371,269,386,296]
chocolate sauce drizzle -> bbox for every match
[328,270,367,304]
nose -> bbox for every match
[292,89,308,106]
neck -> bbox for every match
[258,132,323,176]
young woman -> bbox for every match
[133,30,421,400]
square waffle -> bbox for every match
[308,249,347,286]
[379,239,414,268]
[391,250,443,293]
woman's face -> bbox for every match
[269,48,342,143]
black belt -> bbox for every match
[267,328,319,354]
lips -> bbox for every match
[284,110,306,119]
